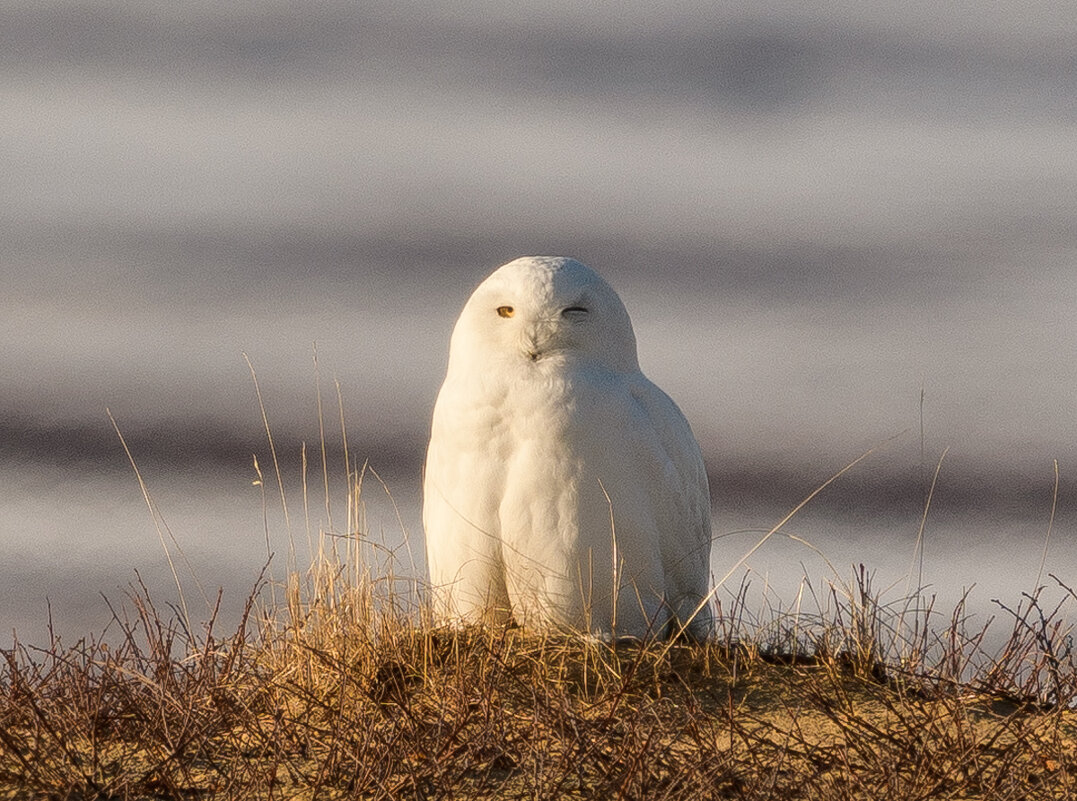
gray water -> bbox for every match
[3,2,1077,645]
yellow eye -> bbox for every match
[497,306,515,318]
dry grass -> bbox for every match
[2,551,1076,800]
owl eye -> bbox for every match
[496,306,515,318]
[562,305,589,318]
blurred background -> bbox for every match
[3,1,1076,644]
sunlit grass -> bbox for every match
[4,543,1076,799]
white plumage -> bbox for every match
[423,256,712,639]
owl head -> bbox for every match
[447,256,640,376]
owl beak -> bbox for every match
[523,330,546,362]
[524,335,543,361]
[522,318,560,361]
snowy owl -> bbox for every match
[423,256,713,639]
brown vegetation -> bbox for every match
[2,560,1075,800]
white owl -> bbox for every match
[423,256,713,639]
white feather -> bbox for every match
[423,256,712,638]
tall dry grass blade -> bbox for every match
[252,453,270,558]
[919,384,926,499]
[335,378,352,499]
[786,533,844,593]
[1034,459,1060,592]
[905,446,948,600]
[313,343,334,536]
[107,409,198,634]
[598,478,619,635]
[244,352,292,544]
[300,441,312,566]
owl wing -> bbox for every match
[627,376,714,637]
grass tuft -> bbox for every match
[2,535,1076,799]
